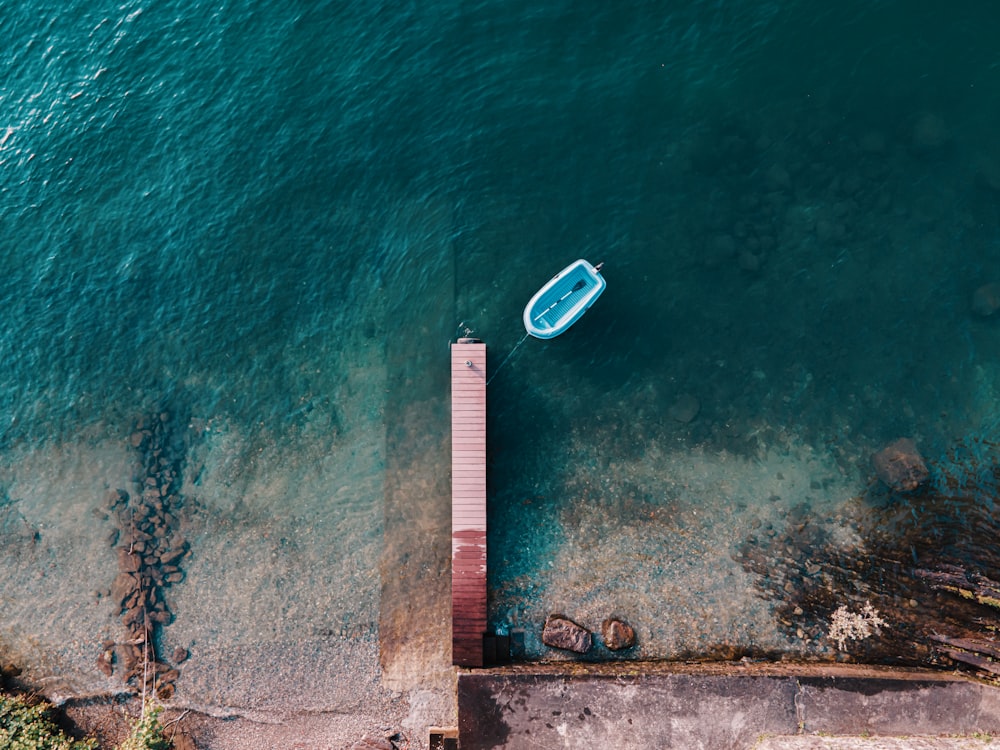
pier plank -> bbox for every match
[451,340,487,667]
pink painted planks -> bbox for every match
[451,339,487,668]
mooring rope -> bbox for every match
[486,332,530,386]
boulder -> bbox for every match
[872,437,929,492]
[972,283,1000,317]
[542,614,592,654]
[601,618,636,651]
[110,573,138,605]
[667,394,700,424]
[117,548,142,573]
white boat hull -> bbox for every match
[523,259,606,339]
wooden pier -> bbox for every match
[451,338,487,667]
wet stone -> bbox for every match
[872,437,929,492]
[601,618,636,651]
[161,546,186,565]
[117,549,142,573]
[542,614,592,654]
[111,573,138,604]
[116,645,138,672]
[95,650,113,677]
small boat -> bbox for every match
[523,259,606,339]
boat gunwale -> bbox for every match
[523,259,606,339]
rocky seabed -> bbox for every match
[98,411,194,700]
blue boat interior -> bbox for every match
[531,265,597,330]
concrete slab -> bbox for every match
[457,664,1000,750]
[756,739,996,749]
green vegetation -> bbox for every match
[116,700,170,750]
[1,692,174,750]
[0,693,98,750]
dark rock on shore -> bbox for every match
[872,437,929,493]
[601,618,636,651]
[542,614,592,654]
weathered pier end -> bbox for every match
[451,338,487,667]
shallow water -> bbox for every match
[1,0,1000,715]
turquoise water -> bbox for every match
[2,0,1000,704]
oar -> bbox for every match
[533,279,587,322]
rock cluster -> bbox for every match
[542,615,638,653]
[102,411,191,699]
[872,437,929,493]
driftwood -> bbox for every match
[914,568,1000,610]
[937,648,1000,676]
[918,577,1000,681]
[929,634,1000,661]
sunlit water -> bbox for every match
[2,0,1000,709]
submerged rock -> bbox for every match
[667,393,700,424]
[96,649,113,677]
[872,437,929,492]
[601,618,636,651]
[542,614,592,654]
[972,283,1000,317]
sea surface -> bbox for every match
[2,0,1000,714]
